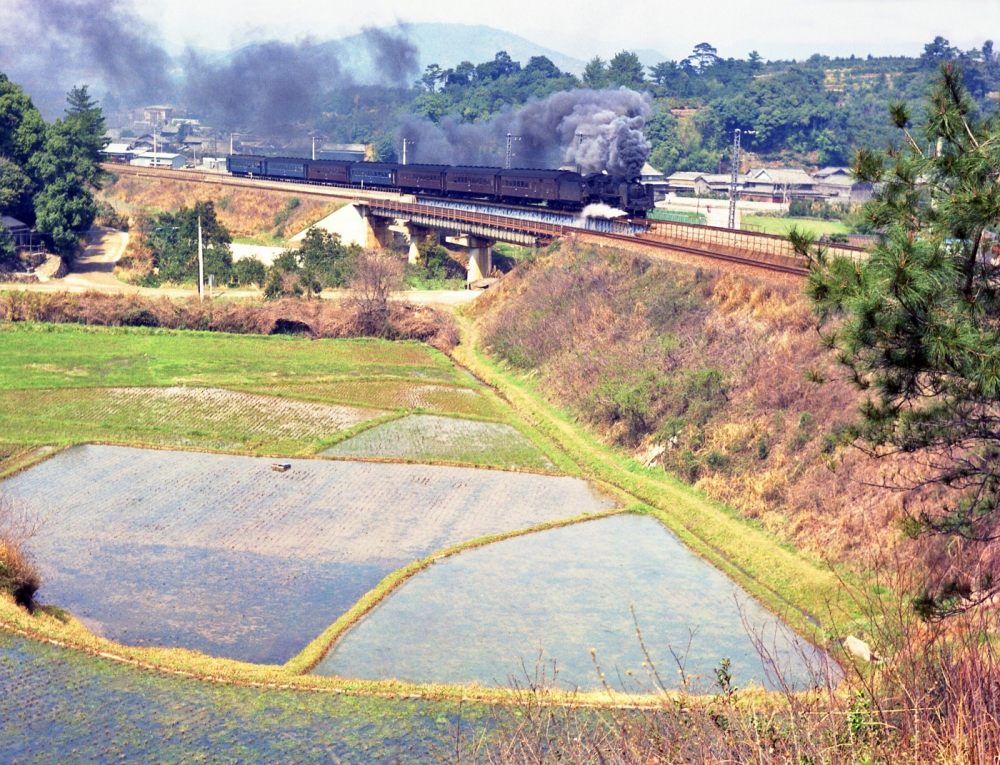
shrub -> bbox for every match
[0,495,41,610]
[0,289,458,350]
[232,256,266,287]
[346,249,404,337]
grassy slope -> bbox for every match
[98,171,344,241]
[452,315,852,644]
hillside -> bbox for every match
[330,23,589,80]
[96,171,342,242]
[467,242,948,580]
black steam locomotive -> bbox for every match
[226,155,655,217]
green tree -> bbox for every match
[803,65,1000,619]
[686,43,719,73]
[0,157,30,213]
[232,256,266,287]
[421,64,443,92]
[62,85,106,187]
[297,227,358,287]
[152,201,232,284]
[607,51,645,88]
[582,56,609,89]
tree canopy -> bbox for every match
[149,201,232,285]
[0,75,106,259]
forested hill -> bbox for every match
[319,36,1000,173]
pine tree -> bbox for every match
[802,64,1000,618]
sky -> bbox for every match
[153,0,1000,61]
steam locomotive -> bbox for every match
[226,155,655,217]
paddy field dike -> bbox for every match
[0,321,846,761]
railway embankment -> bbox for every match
[97,168,346,242]
[460,239,950,599]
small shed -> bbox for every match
[1,215,32,247]
[130,152,186,170]
[102,142,136,164]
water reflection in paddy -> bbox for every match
[315,514,831,692]
[3,444,614,663]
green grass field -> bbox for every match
[743,216,850,237]
[0,323,499,455]
[0,324,454,390]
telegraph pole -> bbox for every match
[728,128,754,229]
[402,139,415,165]
[505,133,521,169]
[197,215,205,301]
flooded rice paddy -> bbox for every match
[315,515,830,692]
[324,414,554,471]
[4,444,614,663]
[0,633,471,763]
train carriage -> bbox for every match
[396,164,448,193]
[499,169,582,205]
[263,157,308,180]
[227,155,265,176]
[306,160,351,184]
[445,167,499,197]
[350,163,396,187]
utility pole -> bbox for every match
[505,133,521,169]
[312,136,316,161]
[574,132,589,174]
[728,128,754,230]
[402,139,414,165]
[197,215,205,301]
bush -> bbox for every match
[347,249,404,337]
[232,257,266,287]
[0,495,41,610]
[0,289,459,350]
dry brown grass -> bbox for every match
[0,290,459,350]
[472,241,953,579]
[98,173,343,240]
[0,494,41,609]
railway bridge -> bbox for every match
[303,198,865,283]
[105,165,866,283]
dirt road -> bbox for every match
[0,227,480,308]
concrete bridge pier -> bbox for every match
[446,234,494,283]
[391,222,436,265]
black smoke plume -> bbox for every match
[397,88,653,178]
[361,25,419,88]
[182,42,344,134]
[0,0,418,132]
[0,0,175,114]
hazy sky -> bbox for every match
[153,0,999,61]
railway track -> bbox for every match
[104,164,813,278]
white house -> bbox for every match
[129,152,186,170]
